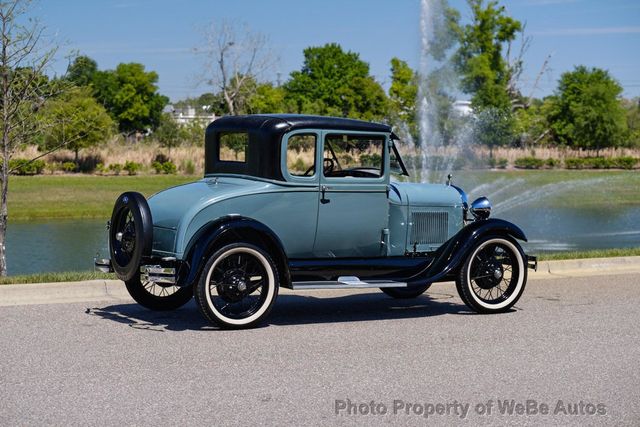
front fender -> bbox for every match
[179,216,289,288]
[407,218,527,286]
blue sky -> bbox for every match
[33,0,640,102]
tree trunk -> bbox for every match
[0,178,8,277]
[0,140,9,276]
[223,89,235,115]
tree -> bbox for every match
[195,21,274,115]
[154,112,181,153]
[284,43,388,120]
[0,0,62,275]
[92,63,168,135]
[389,58,418,129]
[621,98,640,147]
[246,82,291,114]
[39,88,115,162]
[473,107,516,155]
[514,99,552,147]
[545,66,627,151]
[449,0,522,111]
[66,55,97,87]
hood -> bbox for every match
[148,177,270,229]
[390,182,463,207]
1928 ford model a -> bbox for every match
[96,114,536,328]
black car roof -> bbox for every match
[208,114,392,134]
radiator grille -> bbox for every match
[410,211,449,245]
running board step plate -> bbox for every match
[291,276,407,290]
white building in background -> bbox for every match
[165,105,216,125]
[452,100,473,117]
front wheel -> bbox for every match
[456,237,527,313]
[195,243,279,329]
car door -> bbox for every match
[312,131,389,258]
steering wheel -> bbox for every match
[303,164,315,176]
[323,158,335,175]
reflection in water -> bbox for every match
[7,219,108,276]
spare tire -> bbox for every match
[109,192,153,281]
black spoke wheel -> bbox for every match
[381,283,431,299]
[195,243,279,329]
[456,237,527,313]
[125,275,193,311]
[109,192,152,282]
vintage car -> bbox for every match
[96,114,536,328]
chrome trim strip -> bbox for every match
[291,280,407,290]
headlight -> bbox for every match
[470,197,492,220]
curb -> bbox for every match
[1,256,639,306]
[0,279,130,307]
[529,256,640,280]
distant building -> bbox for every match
[165,104,216,125]
[452,100,473,117]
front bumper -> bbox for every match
[527,255,538,271]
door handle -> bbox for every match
[321,185,330,204]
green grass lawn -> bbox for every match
[8,175,197,221]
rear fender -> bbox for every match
[408,218,527,286]
[179,216,290,288]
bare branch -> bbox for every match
[526,52,553,106]
[194,20,276,115]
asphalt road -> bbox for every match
[1,274,639,426]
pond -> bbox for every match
[6,172,640,276]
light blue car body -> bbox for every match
[148,127,464,261]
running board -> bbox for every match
[291,276,407,290]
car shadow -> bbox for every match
[85,290,477,331]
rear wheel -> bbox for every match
[125,276,193,311]
[456,236,527,313]
[381,283,431,299]
[195,243,279,329]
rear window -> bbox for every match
[219,132,248,162]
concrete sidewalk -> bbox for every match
[1,256,639,307]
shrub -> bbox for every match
[108,163,122,175]
[613,156,637,169]
[8,158,46,175]
[152,160,176,174]
[514,157,544,169]
[488,157,508,169]
[183,159,196,175]
[564,158,585,169]
[123,161,142,176]
[151,161,163,174]
[162,161,177,174]
[545,158,561,168]
[62,162,78,173]
[95,163,107,175]
[564,157,638,169]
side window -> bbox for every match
[219,132,248,162]
[323,134,384,178]
[286,133,316,177]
